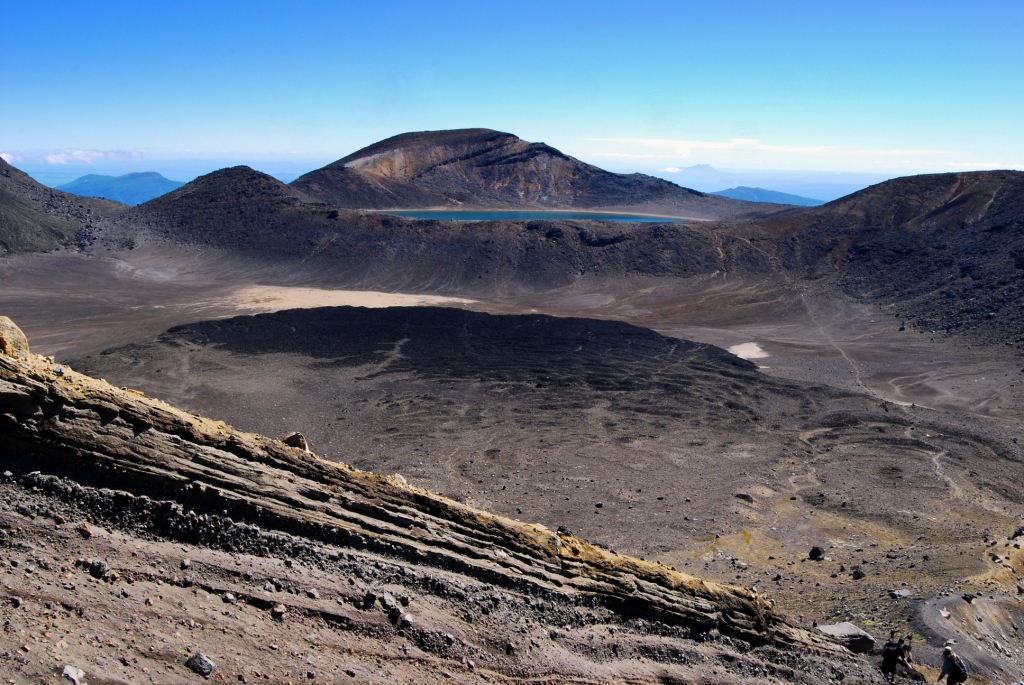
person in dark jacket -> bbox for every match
[881,634,910,684]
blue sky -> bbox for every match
[2,1,1022,198]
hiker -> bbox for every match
[901,634,921,678]
[934,646,969,685]
[881,634,911,684]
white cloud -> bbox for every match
[662,167,681,173]
[943,161,1024,170]
[0,153,12,163]
[42,149,144,165]
[587,152,656,159]
[588,137,947,159]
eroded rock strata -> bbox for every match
[0,323,879,683]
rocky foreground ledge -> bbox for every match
[0,318,881,684]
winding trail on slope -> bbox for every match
[929,450,963,500]
[799,290,872,396]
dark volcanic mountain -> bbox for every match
[123,165,321,249]
[747,170,1024,347]
[116,164,775,294]
[0,158,122,254]
[106,165,1024,349]
[57,171,185,205]
[291,128,772,219]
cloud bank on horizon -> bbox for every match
[583,138,1023,175]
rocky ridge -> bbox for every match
[743,170,1024,349]
[0,319,878,683]
[0,158,123,254]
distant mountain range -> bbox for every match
[711,186,825,207]
[57,172,184,205]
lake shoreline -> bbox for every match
[373,208,690,222]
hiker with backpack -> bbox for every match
[934,646,969,685]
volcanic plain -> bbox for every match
[2,130,1024,682]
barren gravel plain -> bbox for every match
[2,240,1023,682]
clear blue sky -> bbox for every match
[2,1,1022,196]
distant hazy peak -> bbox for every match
[711,186,825,207]
[57,170,186,206]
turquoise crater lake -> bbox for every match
[380,210,685,223]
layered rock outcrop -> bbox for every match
[0,320,861,681]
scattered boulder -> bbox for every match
[0,316,30,360]
[76,523,93,539]
[816,622,876,653]
[889,589,913,599]
[185,652,215,676]
[62,665,85,685]
[1012,526,1024,539]
[282,432,310,451]
[734,493,754,503]
[305,588,319,600]
[271,604,287,621]
[962,593,976,603]
[809,546,826,561]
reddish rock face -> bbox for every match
[0,315,30,360]
[290,128,765,218]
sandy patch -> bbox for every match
[545,293,616,309]
[230,286,476,313]
[727,342,770,359]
